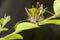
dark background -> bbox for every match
[0,0,60,40]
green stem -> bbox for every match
[38,14,58,25]
[3,32,16,39]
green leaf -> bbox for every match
[0,38,13,40]
[0,38,6,40]
[5,34,23,39]
[15,22,39,33]
[54,0,60,14]
[39,19,60,25]
[0,16,11,27]
[0,27,8,31]
[2,16,11,27]
[0,18,5,25]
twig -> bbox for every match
[45,10,54,15]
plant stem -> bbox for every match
[45,10,54,15]
[3,32,16,39]
[38,14,58,25]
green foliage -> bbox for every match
[0,16,11,32]
[0,22,38,40]
[0,32,23,40]
[0,27,8,31]
[0,1,60,40]
[5,34,23,39]
[14,22,39,33]
[0,18,5,25]
[2,16,11,27]
[39,19,60,25]
[0,16,23,40]
[38,0,60,26]
[0,16,11,27]
[0,38,6,40]
[54,0,60,14]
